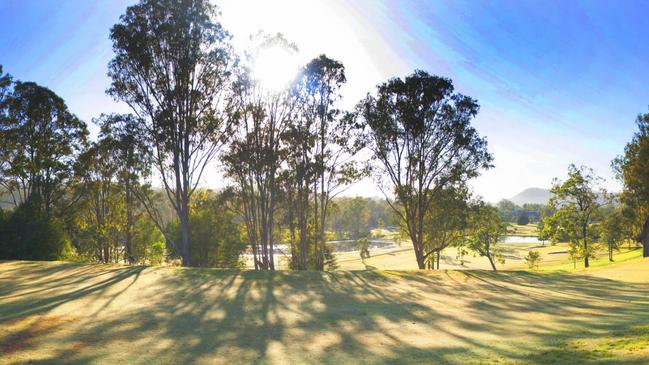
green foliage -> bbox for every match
[516,213,530,225]
[108,0,235,267]
[422,184,470,269]
[524,250,542,270]
[131,218,165,265]
[613,112,649,256]
[0,200,73,261]
[168,191,246,268]
[496,199,520,222]
[356,70,493,269]
[599,206,634,261]
[147,240,166,266]
[0,81,88,214]
[327,197,396,239]
[466,203,507,271]
[545,164,607,268]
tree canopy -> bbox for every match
[355,70,493,269]
[108,0,236,266]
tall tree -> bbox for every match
[545,165,607,268]
[0,65,13,206]
[0,81,88,214]
[284,55,364,270]
[356,70,493,269]
[223,34,299,270]
[96,114,152,264]
[108,0,235,266]
[74,139,125,263]
[613,112,649,257]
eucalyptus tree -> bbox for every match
[285,55,364,270]
[355,70,493,269]
[545,165,607,268]
[96,113,152,263]
[74,137,125,263]
[108,0,236,266]
[0,65,12,205]
[223,34,299,270]
[613,112,649,257]
[0,81,88,214]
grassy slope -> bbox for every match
[1,258,648,364]
[507,224,539,237]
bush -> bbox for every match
[132,218,165,264]
[524,250,542,270]
[147,240,166,266]
[167,193,246,268]
[0,202,73,261]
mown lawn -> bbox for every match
[335,238,644,272]
[1,259,648,364]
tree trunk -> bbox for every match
[180,206,191,267]
[413,241,426,270]
[641,216,649,258]
[583,225,589,268]
[487,254,497,271]
[125,179,134,264]
[436,251,440,270]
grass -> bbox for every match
[507,224,539,237]
[336,236,644,273]
[1,257,648,364]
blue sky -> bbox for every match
[1,0,648,201]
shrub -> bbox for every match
[524,250,542,270]
[0,202,73,261]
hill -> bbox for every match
[510,187,551,205]
[1,259,648,364]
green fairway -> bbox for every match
[1,259,648,364]
[335,238,645,272]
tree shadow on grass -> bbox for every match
[1,262,648,364]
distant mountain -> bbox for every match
[509,188,551,206]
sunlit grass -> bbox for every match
[0,258,647,364]
[507,223,539,237]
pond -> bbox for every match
[502,235,545,244]
[328,239,397,252]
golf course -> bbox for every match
[2,0,649,364]
[1,251,648,365]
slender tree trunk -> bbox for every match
[642,216,649,258]
[125,178,134,264]
[269,192,276,271]
[436,251,440,270]
[487,254,497,271]
[583,224,589,268]
[180,204,191,267]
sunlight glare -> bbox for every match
[253,46,299,92]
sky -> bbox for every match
[1,0,648,202]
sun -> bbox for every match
[253,46,299,92]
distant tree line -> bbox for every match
[495,200,550,225]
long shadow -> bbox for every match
[1,262,648,364]
[0,265,145,321]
